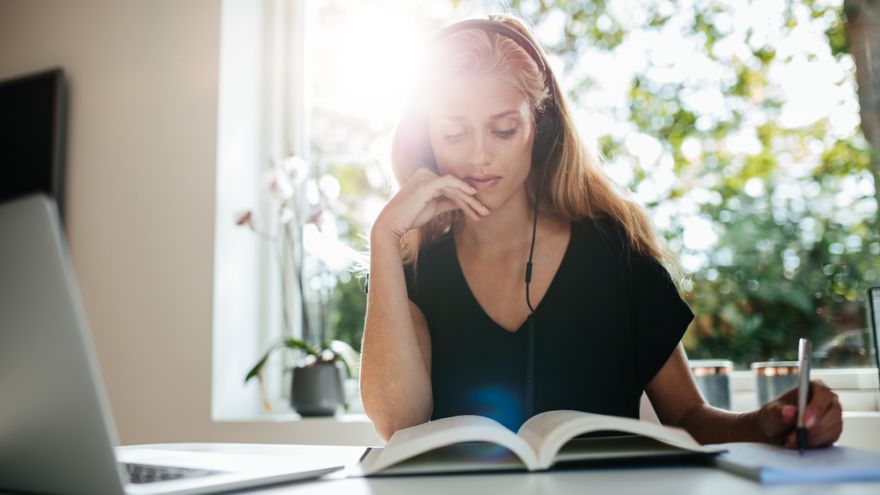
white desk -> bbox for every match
[118,443,880,495]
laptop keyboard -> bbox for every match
[124,462,224,484]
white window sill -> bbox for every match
[729,367,880,412]
[729,367,879,391]
[220,368,880,425]
[211,370,879,450]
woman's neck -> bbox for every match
[454,188,537,258]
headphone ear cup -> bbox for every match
[531,102,561,169]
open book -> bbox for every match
[358,410,722,476]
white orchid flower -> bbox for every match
[263,167,294,201]
[279,205,295,224]
[283,155,309,186]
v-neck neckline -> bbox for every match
[450,220,575,335]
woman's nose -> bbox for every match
[468,132,494,167]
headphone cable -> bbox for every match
[525,199,538,313]
[524,190,539,419]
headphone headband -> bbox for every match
[431,19,553,89]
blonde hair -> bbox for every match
[389,13,674,275]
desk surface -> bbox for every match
[119,443,880,495]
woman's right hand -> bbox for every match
[372,168,490,241]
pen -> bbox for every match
[796,338,812,455]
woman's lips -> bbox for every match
[466,176,501,191]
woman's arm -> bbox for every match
[646,344,843,447]
[360,231,433,441]
[360,168,490,441]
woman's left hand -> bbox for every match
[753,379,843,449]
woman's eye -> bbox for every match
[495,127,518,138]
[444,132,466,141]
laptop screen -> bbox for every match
[870,287,880,371]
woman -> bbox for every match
[359,13,842,448]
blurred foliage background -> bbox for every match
[306,0,879,370]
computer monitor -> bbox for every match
[0,68,68,222]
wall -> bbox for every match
[0,0,380,447]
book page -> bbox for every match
[360,415,538,474]
[517,410,716,469]
[554,435,705,463]
[361,442,529,476]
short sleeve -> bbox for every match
[628,253,694,388]
[402,262,421,305]
[362,263,421,305]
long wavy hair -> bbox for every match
[389,13,673,275]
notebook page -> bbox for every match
[714,443,880,484]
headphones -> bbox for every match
[431,18,562,419]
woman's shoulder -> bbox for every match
[573,214,675,285]
[572,214,629,252]
[571,213,663,278]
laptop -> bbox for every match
[0,194,347,494]
[869,286,880,385]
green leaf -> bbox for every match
[329,339,359,378]
[282,337,319,356]
[244,343,278,384]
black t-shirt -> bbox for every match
[402,215,694,432]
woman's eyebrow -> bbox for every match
[486,109,521,120]
[441,109,521,121]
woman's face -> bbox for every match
[426,74,534,212]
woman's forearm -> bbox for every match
[359,232,432,441]
[678,404,768,445]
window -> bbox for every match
[214,0,878,420]
[305,0,878,372]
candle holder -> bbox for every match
[689,359,733,410]
[751,361,799,406]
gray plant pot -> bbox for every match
[290,361,345,417]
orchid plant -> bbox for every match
[236,155,357,411]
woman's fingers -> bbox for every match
[441,187,484,222]
[427,186,475,220]
[433,197,460,215]
[783,404,841,448]
[421,171,490,221]
[781,380,843,449]
[774,385,800,405]
[803,380,834,426]
[757,402,796,446]
[439,173,479,195]
[375,168,494,239]
[423,174,487,210]
[807,392,843,447]
[442,187,490,216]
[420,172,475,197]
